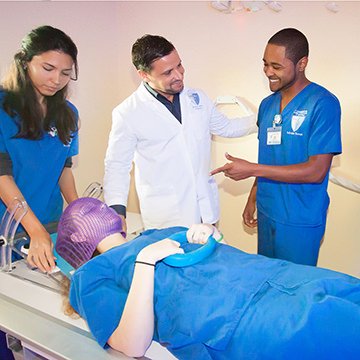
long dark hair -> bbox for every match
[1,25,78,144]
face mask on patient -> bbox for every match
[56,198,125,269]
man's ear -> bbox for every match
[138,69,150,81]
[297,56,308,72]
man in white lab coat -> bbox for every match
[104,34,255,230]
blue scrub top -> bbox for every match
[0,91,79,226]
[257,83,342,226]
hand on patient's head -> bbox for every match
[187,224,215,244]
[136,239,184,265]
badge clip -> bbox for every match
[273,114,282,127]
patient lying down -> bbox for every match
[56,198,360,360]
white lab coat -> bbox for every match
[104,83,255,229]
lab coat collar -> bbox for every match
[139,82,187,102]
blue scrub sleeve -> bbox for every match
[308,95,341,156]
[68,130,79,157]
[64,157,73,168]
[0,108,12,176]
[69,260,129,347]
[256,101,265,139]
[0,114,8,153]
[0,152,12,175]
[66,101,79,158]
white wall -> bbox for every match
[0,1,359,277]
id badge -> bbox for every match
[267,126,282,145]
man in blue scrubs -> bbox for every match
[212,28,341,266]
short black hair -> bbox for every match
[132,34,175,72]
[268,28,309,64]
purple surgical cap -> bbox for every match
[56,198,125,269]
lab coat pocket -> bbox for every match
[138,185,181,228]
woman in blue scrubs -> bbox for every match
[0,27,79,359]
[56,198,360,360]
[0,25,79,272]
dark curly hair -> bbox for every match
[132,34,175,73]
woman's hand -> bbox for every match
[187,224,215,244]
[136,239,184,265]
[0,176,56,272]
[27,229,56,272]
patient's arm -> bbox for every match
[107,239,183,357]
[187,224,226,244]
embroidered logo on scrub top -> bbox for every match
[48,127,58,137]
[48,126,72,147]
[188,91,202,109]
[291,110,307,132]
